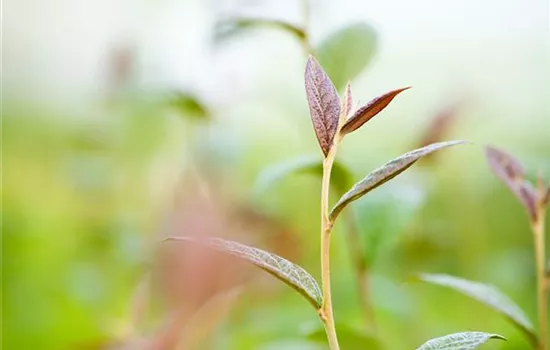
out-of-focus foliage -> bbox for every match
[3,0,550,349]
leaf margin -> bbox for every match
[329,140,465,221]
[416,331,505,350]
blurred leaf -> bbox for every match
[485,146,539,222]
[341,87,410,135]
[538,173,550,207]
[330,141,465,221]
[169,93,210,121]
[164,236,323,309]
[180,287,243,349]
[254,155,353,196]
[305,56,341,157]
[302,322,383,349]
[316,22,377,90]
[417,273,536,344]
[416,332,505,350]
[417,101,462,149]
[214,17,306,43]
[354,183,425,265]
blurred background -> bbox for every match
[3,0,550,348]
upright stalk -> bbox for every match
[533,214,547,350]
[320,148,340,350]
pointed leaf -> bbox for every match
[305,56,341,157]
[330,141,465,221]
[316,22,377,90]
[164,236,323,309]
[254,155,353,196]
[341,82,353,121]
[416,332,505,350]
[485,146,538,222]
[341,87,410,135]
[418,273,536,344]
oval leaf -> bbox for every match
[305,56,341,157]
[330,141,465,221]
[418,273,536,344]
[254,155,353,196]
[316,22,377,90]
[164,236,323,309]
[416,332,505,350]
[341,87,410,135]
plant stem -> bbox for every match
[343,212,377,330]
[533,214,547,350]
[320,150,340,350]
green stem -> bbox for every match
[320,151,340,350]
[533,215,547,350]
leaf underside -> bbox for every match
[416,331,505,350]
[254,155,353,196]
[330,140,465,221]
[418,273,536,343]
[164,236,323,309]
[305,56,341,157]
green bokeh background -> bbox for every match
[3,0,550,349]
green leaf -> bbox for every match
[302,322,383,349]
[169,93,210,121]
[316,22,377,90]
[330,141,465,221]
[354,183,424,265]
[416,332,505,350]
[164,236,323,309]
[418,273,536,344]
[254,155,353,196]
[214,17,306,43]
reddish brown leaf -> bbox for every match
[485,146,538,222]
[305,56,341,156]
[340,86,410,135]
[342,82,353,120]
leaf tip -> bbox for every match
[490,334,507,341]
